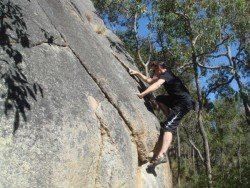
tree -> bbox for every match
[92,0,155,76]
[91,0,250,187]
[203,0,250,124]
[154,0,249,185]
[205,97,249,187]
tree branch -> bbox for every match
[106,1,129,14]
[179,62,193,69]
[192,33,202,46]
[205,53,228,58]
[174,11,189,20]
[134,12,145,68]
[146,37,152,66]
[134,11,153,76]
[197,36,230,57]
[179,66,193,76]
[174,11,193,37]
[226,45,233,66]
[183,127,204,162]
[197,62,232,70]
[205,76,234,97]
[235,46,245,59]
[188,140,205,162]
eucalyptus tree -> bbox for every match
[154,0,249,185]
[92,0,249,186]
[206,97,249,187]
[92,0,156,76]
[201,0,250,124]
[153,0,249,186]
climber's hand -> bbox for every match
[129,69,138,75]
[136,93,144,99]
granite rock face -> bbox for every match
[0,0,172,187]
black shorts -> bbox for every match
[156,95,192,133]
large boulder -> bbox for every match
[0,0,172,187]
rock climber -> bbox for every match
[129,61,194,170]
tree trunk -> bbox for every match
[177,127,181,187]
[145,64,149,77]
[192,148,197,177]
[228,46,250,124]
[233,65,250,124]
[193,53,213,187]
[195,150,201,176]
[237,138,242,183]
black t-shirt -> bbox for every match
[160,70,191,102]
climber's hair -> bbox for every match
[149,61,168,69]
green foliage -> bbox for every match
[171,98,249,187]
[206,99,248,186]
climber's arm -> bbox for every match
[137,78,165,98]
[129,69,158,84]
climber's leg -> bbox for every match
[150,95,173,161]
[151,130,164,160]
[148,106,190,168]
[158,107,186,155]
[157,101,170,117]
[155,95,173,117]
[157,131,172,158]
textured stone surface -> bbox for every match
[0,0,172,187]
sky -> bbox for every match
[104,12,248,101]
[136,16,249,101]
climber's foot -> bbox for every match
[146,165,157,177]
[148,153,167,169]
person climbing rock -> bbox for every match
[129,61,194,170]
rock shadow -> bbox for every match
[106,36,134,64]
[137,84,156,115]
[0,0,43,133]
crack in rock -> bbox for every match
[68,45,148,162]
[30,41,67,48]
[37,0,149,164]
[94,119,105,188]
